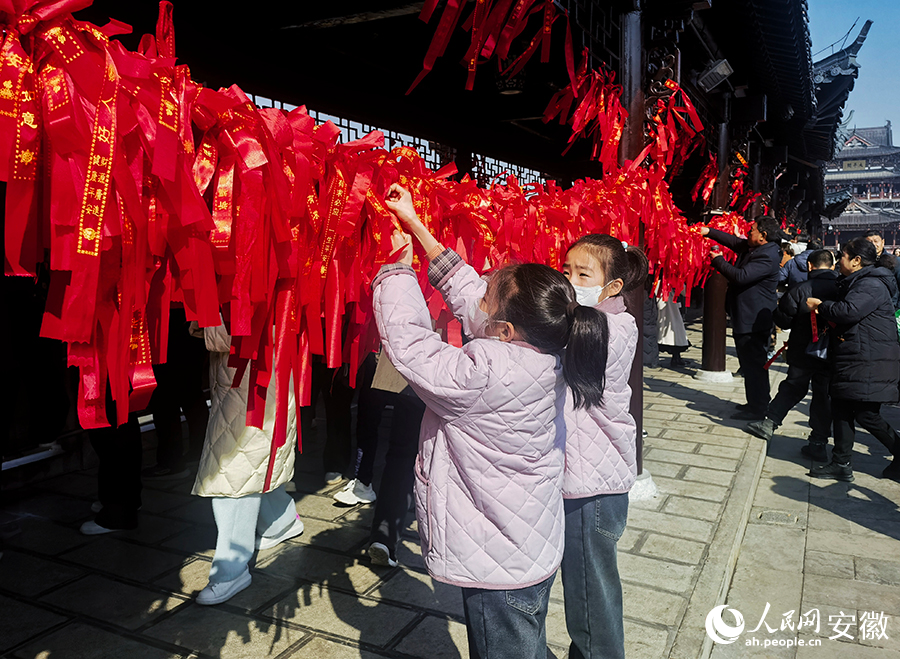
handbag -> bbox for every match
[805,313,829,361]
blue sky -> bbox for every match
[807,0,899,141]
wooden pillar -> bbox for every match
[698,96,732,379]
[620,4,645,473]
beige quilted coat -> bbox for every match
[192,324,297,498]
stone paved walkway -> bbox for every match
[1,324,898,659]
[709,352,900,658]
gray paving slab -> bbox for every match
[0,550,84,597]
[39,573,187,630]
[0,594,69,654]
[259,587,419,647]
[393,615,468,658]
[58,537,187,582]
[373,568,465,618]
[143,604,307,658]
[10,621,180,659]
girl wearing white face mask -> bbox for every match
[560,234,649,659]
[376,185,613,659]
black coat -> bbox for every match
[772,269,839,370]
[818,266,900,403]
[707,229,780,334]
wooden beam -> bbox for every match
[281,4,424,30]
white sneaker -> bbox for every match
[325,471,344,484]
[196,570,252,605]
[79,520,119,536]
[368,542,398,567]
[255,516,305,550]
[333,479,377,505]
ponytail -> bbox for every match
[564,304,609,409]
[491,262,611,409]
[622,246,650,293]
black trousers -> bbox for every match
[355,353,382,486]
[831,398,900,465]
[368,394,426,559]
[89,396,143,529]
[298,360,355,475]
[734,331,771,413]
[767,362,831,442]
[149,308,209,468]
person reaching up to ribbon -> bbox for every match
[700,216,781,421]
[373,183,610,659]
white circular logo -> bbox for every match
[705,605,745,644]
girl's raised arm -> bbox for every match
[384,184,488,336]
[373,265,490,420]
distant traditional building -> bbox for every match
[823,122,900,245]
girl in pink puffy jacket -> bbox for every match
[561,235,649,659]
[374,185,612,659]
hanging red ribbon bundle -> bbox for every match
[2,1,744,464]
[408,0,571,93]
[647,79,705,181]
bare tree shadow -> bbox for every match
[260,523,464,658]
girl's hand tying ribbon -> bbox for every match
[391,228,414,266]
[385,183,420,228]
[384,182,443,260]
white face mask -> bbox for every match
[571,282,611,307]
[467,299,504,340]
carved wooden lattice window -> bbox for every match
[563,0,621,73]
[251,95,547,185]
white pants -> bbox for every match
[209,485,297,583]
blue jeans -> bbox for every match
[461,572,555,659]
[561,493,628,659]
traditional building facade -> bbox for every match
[824,122,900,245]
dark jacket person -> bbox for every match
[702,217,781,418]
[807,237,900,482]
[779,239,823,288]
[864,229,900,309]
[744,250,839,457]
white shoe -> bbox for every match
[334,479,376,505]
[325,471,344,484]
[255,516,305,550]
[79,520,119,536]
[368,542,398,567]
[196,570,252,605]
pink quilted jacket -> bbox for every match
[562,295,638,498]
[372,254,566,590]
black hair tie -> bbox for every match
[566,300,579,322]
